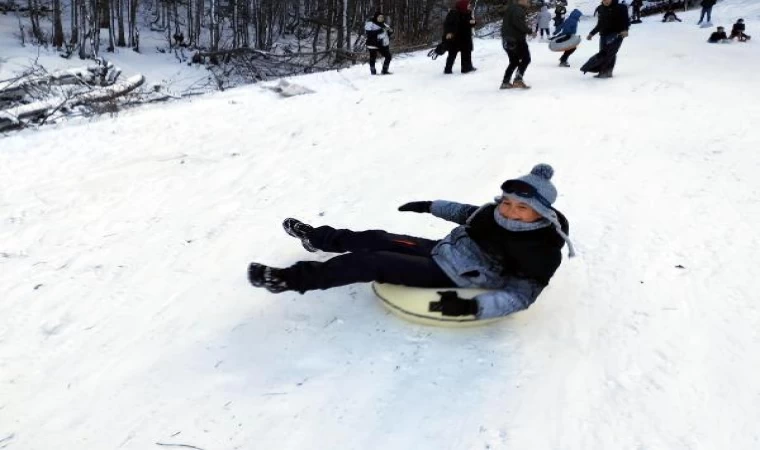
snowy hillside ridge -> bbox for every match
[2,0,760,449]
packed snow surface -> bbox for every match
[2,1,760,449]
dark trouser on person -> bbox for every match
[559,47,576,64]
[698,6,712,24]
[444,48,474,73]
[503,40,531,84]
[597,34,624,76]
[368,47,392,75]
[632,7,641,21]
[540,28,550,37]
[280,226,456,293]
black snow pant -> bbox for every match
[503,40,531,83]
[444,48,474,73]
[281,226,457,293]
[368,47,392,74]
[560,47,577,63]
[598,34,624,74]
[632,7,641,21]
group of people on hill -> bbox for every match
[709,19,751,42]
[361,0,749,86]
[363,0,630,89]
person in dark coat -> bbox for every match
[631,0,643,22]
[707,26,728,42]
[662,5,682,22]
[443,0,477,74]
[698,0,716,25]
[364,12,394,75]
[729,19,750,41]
[247,164,575,321]
[501,0,535,89]
[586,0,630,78]
[554,4,567,33]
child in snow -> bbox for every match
[708,26,728,43]
[662,7,682,22]
[536,6,553,39]
[729,19,751,41]
[552,9,583,67]
[365,12,394,75]
[247,164,575,320]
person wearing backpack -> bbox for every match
[365,11,393,75]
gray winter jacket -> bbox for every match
[429,200,562,319]
[537,7,552,29]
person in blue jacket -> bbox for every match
[552,8,583,67]
[247,164,575,320]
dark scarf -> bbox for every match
[464,204,568,285]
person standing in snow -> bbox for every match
[365,12,394,75]
[698,0,716,25]
[554,3,568,33]
[443,0,477,74]
[630,0,643,22]
[247,164,575,321]
[586,0,630,78]
[536,6,553,39]
[729,19,750,41]
[552,9,583,67]
[501,0,535,89]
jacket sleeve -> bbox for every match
[444,11,457,35]
[474,277,544,319]
[430,200,479,224]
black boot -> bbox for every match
[370,65,377,75]
[282,218,317,252]
[248,263,290,293]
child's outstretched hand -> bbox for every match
[398,201,432,213]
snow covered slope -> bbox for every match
[2,2,760,449]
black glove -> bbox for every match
[398,201,432,213]
[429,291,479,317]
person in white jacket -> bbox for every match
[364,12,393,75]
[536,6,553,39]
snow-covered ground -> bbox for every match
[0,15,210,92]
[2,2,760,449]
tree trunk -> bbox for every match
[52,0,64,47]
[117,0,125,46]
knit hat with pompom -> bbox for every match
[501,163,576,257]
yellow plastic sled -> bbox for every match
[372,283,504,327]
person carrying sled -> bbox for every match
[501,0,535,89]
[247,164,575,320]
[698,0,716,25]
[729,19,750,41]
[536,6,553,39]
[365,12,394,75]
[585,0,630,79]
[552,8,583,67]
[707,25,728,42]
[442,0,477,74]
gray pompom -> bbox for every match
[531,164,554,180]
